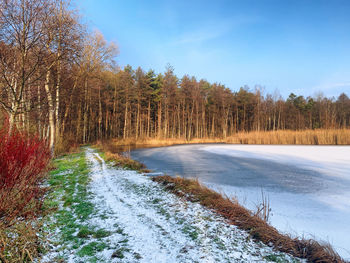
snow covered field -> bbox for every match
[43,148,303,262]
[131,144,350,260]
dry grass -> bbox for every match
[105,129,350,148]
[108,137,225,147]
[54,134,80,157]
[153,176,347,263]
[94,142,148,172]
[226,129,350,145]
[0,220,44,263]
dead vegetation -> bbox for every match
[254,190,271,223]
[54,134,80,157]
[0,221,43,263]
[153,176,347,263]
[104,129,350,150]
[108,137,225,147]
[226,129,350,145]
[94,142,148,172]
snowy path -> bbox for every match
[43,148,303,262]
[85,148,302,263]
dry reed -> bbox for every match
[105,129,350,148]
[226,129,350,145]
[94,142,148,171]
[108,137,225,147]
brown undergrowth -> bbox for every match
[226,129,350,145]
[54,134,80,157]
[94,142,149,172]
[0,221,43,263]
[153,176,347,263]
[108,137,225,148]
[106,129,350,148]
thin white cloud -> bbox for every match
[314,82,350,91]
[173,27,229,45]
[172,15,259,46]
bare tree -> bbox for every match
[0,0,51,132]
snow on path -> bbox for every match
[83,148,302,263]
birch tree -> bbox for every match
[0,0,50,132]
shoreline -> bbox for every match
[96,129,350,155]
[97,142,348,263]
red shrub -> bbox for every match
[0,124,50,224]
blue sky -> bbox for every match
[75,0,350,98]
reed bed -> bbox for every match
[105,129,350,148]
[226,129,350,145]
[108,137,225,147]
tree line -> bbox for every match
[1,0,350,154]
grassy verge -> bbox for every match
[42,150,112,262]
[153,176,347,263]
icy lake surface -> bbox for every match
[130,144,350,260]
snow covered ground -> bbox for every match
[131,144,350,260]
[43,148,304,263]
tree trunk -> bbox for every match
[38,86,42,138]
[113,81,117,137]
[98,86,102,139]
[55,57,61,139]
[44,70,55,155]
[157,101,162,138]
[8,79,18,134]
[8,110,17,134]
[147,100,151,137]
[136,99,140,139]
[83,78,88,143]
[61,78,78,135]
[123,102,129,139]
[55,0,62,139]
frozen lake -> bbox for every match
[130,144,350,260]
